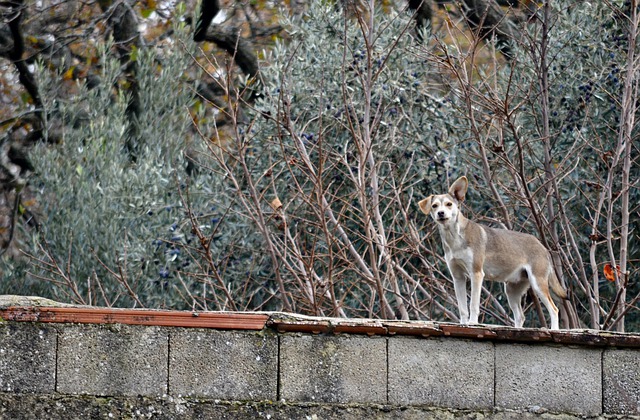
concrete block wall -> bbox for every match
[280,334,388,404]
[389,338,495,409]
[0,319,639,418]
[57,324,169,396]
[169,328,278,400]
[0,323,56,394]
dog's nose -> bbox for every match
[437,211,445,218]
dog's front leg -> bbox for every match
[468,270,484,324]
[452,275,469,324]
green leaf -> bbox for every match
[130,45,139,62]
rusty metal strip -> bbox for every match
[1,305,640,347]
[267,314,388,336]
[439,324,498,339]
[270,315,640,348]
[382,320,443,337]
[270,319,332,334]
[270,320,386,336]
[491,327,552,343]
[266,312,332,334]
[0,306,269,330]
[333,323,387,336]
[549,329,640,348]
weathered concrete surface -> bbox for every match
[495,343,602,415]
[0,295,72,308]
[603,349,640,415]
[0,393,607,420]
[0,323,56,393]
[169,328,278,400]
[57,324,168,396]
[388,337,494,409]
[280,334,387,404]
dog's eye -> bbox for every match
[446,202,452,207]
[431,203,438,209]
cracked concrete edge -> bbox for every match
[0,295,74,309]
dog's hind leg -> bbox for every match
[526,267,561,330]
[505,280,530,328]
[536,283,560,330]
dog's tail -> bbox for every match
[550,271,568,300]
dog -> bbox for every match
[418,176,567,329]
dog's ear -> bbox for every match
[449,176,468,202]
[418,196,433,215]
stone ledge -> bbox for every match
[1,297,638,348]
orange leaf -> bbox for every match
[603,263,620,282]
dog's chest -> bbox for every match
[445,248,474,273]
[441,230,473,266]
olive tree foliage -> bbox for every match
[1,0,637,330]
[0,0,284,309]
[4,22,256,309]
[12,28,195,307]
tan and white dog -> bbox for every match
[419,176,567,329]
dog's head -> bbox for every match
[418,176,468,225]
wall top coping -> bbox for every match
[1,295,638,348]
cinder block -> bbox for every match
[495,343,601,415]
[603,348,640,414]
[280,334,386,404]
[57,324,168,396]
[169,328,277,400]
[388,337,494,409]
[0,322,56,393]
